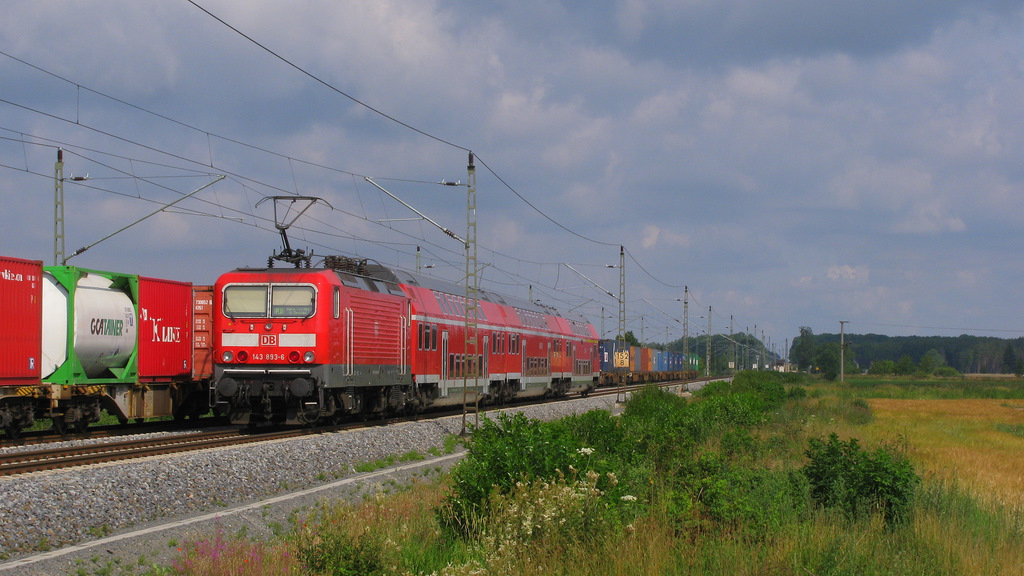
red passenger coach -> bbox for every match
[212,256,599,426]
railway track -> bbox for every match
[0,430,257,476]
[0,413,441,477]
[0,417,223,449]
[0,379,707,477]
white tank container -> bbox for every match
[42,272,137,379]
[41,274,68,379]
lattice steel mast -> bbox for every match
[461,152,479,434]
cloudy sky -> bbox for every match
[2,1,1023,356]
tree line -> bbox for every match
[789,328,1024,378]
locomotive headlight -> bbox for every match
[304,351,315,363]
[221,350,234,362]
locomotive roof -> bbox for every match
[228,260,592,327]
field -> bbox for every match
[137,374,1024,576]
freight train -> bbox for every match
[0,255,213,438]
[0,253,699,437]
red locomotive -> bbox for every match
[212,256,599,426]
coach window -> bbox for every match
[223,285,268,318]
[271,285,315,317]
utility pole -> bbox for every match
[617,245,626,341]
[706,306,712,378]
[683,286,689,366]
[616,246,626,403]
[753,324,757,369]
[839,320,848,383]
[745,326,749,371]
[54,149,65,266]
[730,315,735,373]
[462,152,479,434]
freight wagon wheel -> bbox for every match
[4,425,21,440]
[52,418,69,439]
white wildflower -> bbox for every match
[620,495,637,502]
[577,447,594,456]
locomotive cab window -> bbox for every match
[223,285,268,317]
[222,284,315,318]
[271,285,316,317]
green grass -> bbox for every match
[161,373,1024,576]
[833,375,1024,400]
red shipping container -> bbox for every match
[192,285,214,380]
[0,256,43,386]
[137,276,194,379]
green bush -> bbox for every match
[621,386,698,469]
[843,397,874,425]
[802,433,919,524]
[664,452,808,540]
[440,410,634,535]
[292,527,384,576]
[441,412,579,532]
[787,385,808,399]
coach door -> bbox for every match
[482,335,489,381]
[441,330,449,384]
[520,338,527,391]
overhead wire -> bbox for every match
[0,23,715,341]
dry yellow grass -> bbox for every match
[862,398,1024,509]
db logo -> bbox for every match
[260,334,279,346]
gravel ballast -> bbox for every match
[0,395,619,575]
